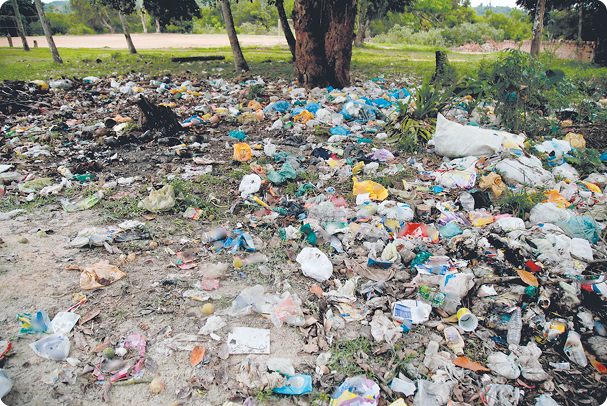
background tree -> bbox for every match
[271,0,295,59]
[354,0,412,47]
[516,0,607,65]
[11,0,30,50]
[0,0,38,37]
[71,0,121,33]
[33,0,62,62]
[142,0,201,33]
[292,0,357,88]
[91,0,137,53]
[221,0,249,71]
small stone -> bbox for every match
[18,237,28,244]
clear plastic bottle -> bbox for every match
[563,331,588,367]
[507,307,522,345]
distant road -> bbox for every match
[0,33,287,49]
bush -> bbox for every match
[68,24,95,35]
[441,22,504,47]
[373,25,446,47]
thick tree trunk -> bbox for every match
[221,0,249,71]
[100,12,115,34]
[275,0,296,60]
[155,18,160,33]
[324,0,357,88]
[6,35,13,47]
[529,0,545,59]
[354,19,370,47]
[34,0,62,63]
[141,9,147,34]
[119,10,137,54]
[12,0,30,51]
[293,0,356,88]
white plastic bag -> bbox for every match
[529,202,572,224]
[296,247,333,282]
[495,156,555,187]
[239,174,262,197]
[433,113,505,158]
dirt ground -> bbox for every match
[0,33,287,49]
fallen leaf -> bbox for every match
[79,309,101,325]
[191,345,206,367]
[516,379,535,389]
[516,269,538,287]
[311,285,323,297]
[452,357,490,372]
[587,352,607,374]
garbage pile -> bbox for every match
[0,72,606,406]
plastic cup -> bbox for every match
[456,308,478,332]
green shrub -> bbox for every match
[68,24,95,35]
[441,22,504,47]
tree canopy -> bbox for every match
[142,0,201,28]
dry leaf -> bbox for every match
[190,345,206,367]
[311,285,323,297]
[452,357,490,372]
[516,269,538,287]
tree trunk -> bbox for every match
[155,18,160,33]
[34,0,62,63]
[293,0,356,88]
[275,0,296,60]
[324,0,357,87]
[354,19,370,47]
[119,10,137,54]
[6,35,13,47]
[141,9,147,34]
[221,0,249,71]
[12,0,30,51]
[529,0,545,59]
[100,12,115,34]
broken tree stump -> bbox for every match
[432,50,456,84]
[171,55,225,63]
[136,95,182,137]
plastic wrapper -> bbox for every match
[79,263,126,290]
[17,310,53,334]
[480,384,521,406]
[273,375,313,395]
[439,170,476,189]
[18,177,53,193]
[330,376,380,406]
[0,368,12,399]
[412,379,453,406]
[479,172,506,195]
[564,132,585,149]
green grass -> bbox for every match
[2,43,606,85]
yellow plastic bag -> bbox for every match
[352,177,388,201]
[564,132,586,150]
[479,172,506,196]
[543,190,571,208]
[80,263,125,290]
[294,110,314,123]
[233,143,252,162]
[138,184,175,213]
[239,113,260,124]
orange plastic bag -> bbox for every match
[564,132,586,150]
[543,190,571,208]
[352,177,388,201]
[248,100,262,110]
[80,263,126,290]
[233,143,252,162]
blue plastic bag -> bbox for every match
[273,375,313,395]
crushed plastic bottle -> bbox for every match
[507,307,522,345]
[563,331,587,367]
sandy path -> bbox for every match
[0,33,287,49]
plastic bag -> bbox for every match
[239,174,262,197]
[30,333,70,360]
[271,294,305,328]
[234,143,252,162]
[487,352,520,379]
[330,376,380,406]
[564,132,585,149]
[17,310,53,334]
[433,113,505,158]
[377,201,414,221]
[273,375,313,395]
[555,216,601,243]
[495,156,555,187]
[18,177,53,193]
[479,172,506,196]
[138,184,175,212]
[352,177,388,201]
[440,170,476,189]
[0,368,11,399]
[267,163,297,184]
[296,247,333,282]
[412,379,453,406]
[80,263,126,290]
[480,384,521,406]
[529,202,572,224]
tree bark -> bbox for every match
[529,0,545,59]
[119,10,137,54]
[12,0,30,51]
[34,0,62,63]
[141,9,147,33]
[293,0,356,88]
[221,0,249,71]
[275,0,296,60]
[100,12,115,34]
[6,35,13,47]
